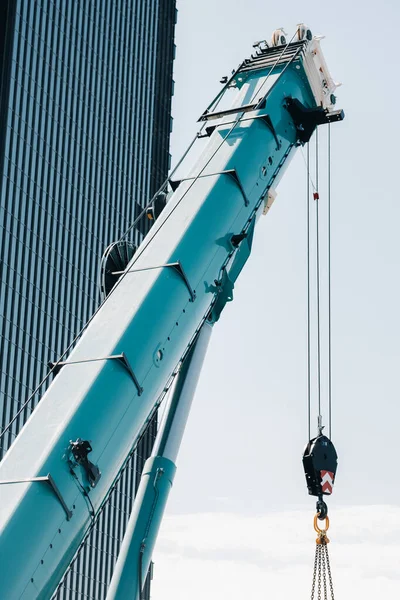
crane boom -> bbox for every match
[0,30,343,600]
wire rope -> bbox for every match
[315,129,322,428]
[327,123,332,439]
[304,126,334,439]
[307,143,311,441]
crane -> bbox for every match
[0,26,343,600]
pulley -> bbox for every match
[303,434,338,519]
[303,434,338,498]
[99,240,137,300]
[270,28,287,47]
[297,24,313,42]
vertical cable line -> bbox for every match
[315,128,322,424]
[328,123,332,438]
[307,142,311,441]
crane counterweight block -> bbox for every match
[302,435,338,497]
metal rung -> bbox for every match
[169,168,249,206]
[49,353,143,396]
[113,261,196,303]
[198,98,266,122]
[198,113,280,150]
[0,474,73,520]
[239,41,306,73]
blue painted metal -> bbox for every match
[106,456,176,600]
[0,39,341,599]
[106,323,213,599]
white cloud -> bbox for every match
[152,506,400,599]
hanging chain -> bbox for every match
[311,543,318,599]
[311,540,335,600]
[325,541,335,599]
[317,544,322,599]
[321,542,328,599]
[311,516,335,599]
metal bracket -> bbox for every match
[198,98,266,122]
[255,114,281,150]
[0,474,73,520]
[49,353,143,396]
[284,96,344,144]
[113,260,196,302]
[69,439,101,489]
[198,113,280,151]
[199,113,280,151]
[209,269,234,324]
[230,233,247,248]
[225,169,249,206]
[169,168,249,206]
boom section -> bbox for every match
[0,37,342,599]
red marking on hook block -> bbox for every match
[320,470,334,494]
[313,192,319,200]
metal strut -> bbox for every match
[198,98,266,122]
[169,169,249,206]
[0,474,73,520]
[113,261,196,302]
[197,113,280,149]
[49,353,143,396]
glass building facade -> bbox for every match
[0,0,176,597]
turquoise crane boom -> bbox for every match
[0,28,343,600]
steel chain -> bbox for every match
[311,538,335,599]
[311,543,319,599]
[325,542,335,599]
[317,541,322,600]
[321,541,328,600]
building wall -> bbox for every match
[0,0,176,597]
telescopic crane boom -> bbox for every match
[0,27,343,600]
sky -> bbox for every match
[153,0,400,597]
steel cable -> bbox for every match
[315,128,322,425]
[327,123,332,439]
[307,143,311,441]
